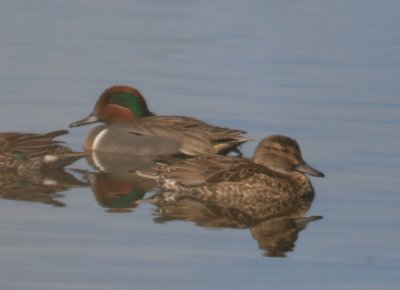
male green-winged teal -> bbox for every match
[69,85,252,156]
[0,130,86,174]
[137,135,324,219]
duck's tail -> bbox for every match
[214,137,255,155]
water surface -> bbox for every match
[0,1,399,289]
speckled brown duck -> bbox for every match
[0,129,87,175]
[137,135,325,219]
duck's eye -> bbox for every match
[280,146,289,153]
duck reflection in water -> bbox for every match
[0,130,87,206]
[86,170,157,213]
[0,169,86,207]
[84,152,159,213]
[136,135,325,257]
[152,198,322,257]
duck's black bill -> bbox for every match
[69,112,99,128]
[296,163,325,177]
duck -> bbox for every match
[0,130,87,174]
[69,85,252,156]
[137,135,324,219]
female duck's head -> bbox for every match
[253,135,324,177]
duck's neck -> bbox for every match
[289,171,315,199]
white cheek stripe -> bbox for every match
[92,128,109,151]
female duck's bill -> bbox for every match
[295,163,324,177]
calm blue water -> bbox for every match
[0,1,399,289]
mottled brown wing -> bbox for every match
[158,156,265,185]
[0,130,69,156]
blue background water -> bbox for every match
[0,1,399,289]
